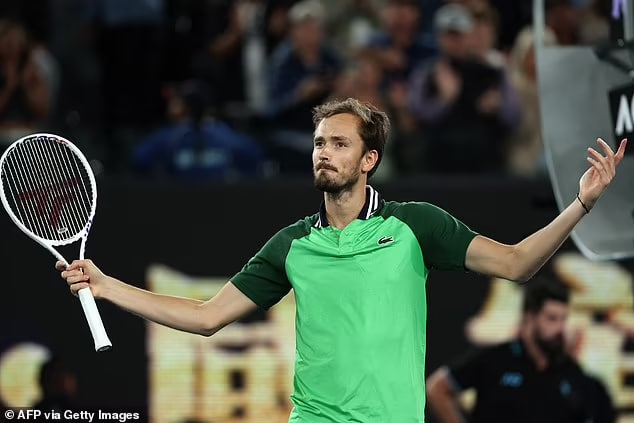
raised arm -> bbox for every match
[58,260,258,336]
[466,138,627,282]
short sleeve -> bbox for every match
[447,348,488,391]
[231,219,311,310]
[390,202,478,270]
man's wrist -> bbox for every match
[576,193,592,214]
[99,276,118,301]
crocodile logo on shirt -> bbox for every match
[378,236,394,245]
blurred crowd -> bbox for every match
[0,0,615,180]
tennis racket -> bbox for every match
[0,133,112,352]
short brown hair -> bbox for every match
[522,279,570,314]
[312,98,390,178]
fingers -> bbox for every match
[589,137,623,178]
[597,138,615,158]
[588,147,615,178]
[596,139,615,173]
[57,260,91,280]
[59,259,92,299]
[61,268,90,284]
[66,259,92,271]
[59,260,91,286]
[586,156,601,172]
[595,137,628,169]
[615,138,628,164]
[587,147,612,177]
[59,262,90,298]
[586,155,610,181]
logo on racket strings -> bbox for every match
[18,177,80,228]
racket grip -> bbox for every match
[78,287,112,352]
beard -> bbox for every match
[534,332,566,364]
[314,165,361,195]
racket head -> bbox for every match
[0,133,97,248]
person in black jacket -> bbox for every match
[427,280,616,423]
[32,356,77,413]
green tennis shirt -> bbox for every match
[231,186,478,422]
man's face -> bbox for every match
[530,300,569,360]
[312,113,372,194]
[383,4,420,46]
[291,18,323,52]
[439,30,471,59]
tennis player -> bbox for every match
[59,98,627,422]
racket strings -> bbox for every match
[35,141,80,237]
[23,140,72,241]
[36,139,88,234]
[31,138,91,235]
[17,140,71,240]
[3,151,48,239]
[59,141,93,221]
[1,135,94,242]
[6,142,61,240]
[8,146,57,240]
[25,139,86,238]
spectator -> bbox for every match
[329,50,387,112]
[0,19,53,149]
[320,0,382,56]
[545,0,579,45]
[265,0,342,173]
[363,0,436,89]
[427,279,616,423]
[408,3,520,173]
[197,0,296,121]
[32,355,77,412]
[506,27,557,178]
[575,0,610,45]
[468,0,505,68]
[132,80,267,180]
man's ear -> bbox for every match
[362,150,379,174]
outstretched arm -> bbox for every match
[466,138,627,282]
[58,260,258,336]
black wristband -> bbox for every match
[576,193,590,214]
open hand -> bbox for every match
[579,138,627,210]
[435,60,461,103]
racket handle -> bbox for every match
[78,287,112,352]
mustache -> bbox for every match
[315,164,337,172]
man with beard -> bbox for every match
[57,98,626,422]
[426,280,615,423]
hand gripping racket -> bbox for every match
[0,133,112,351]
